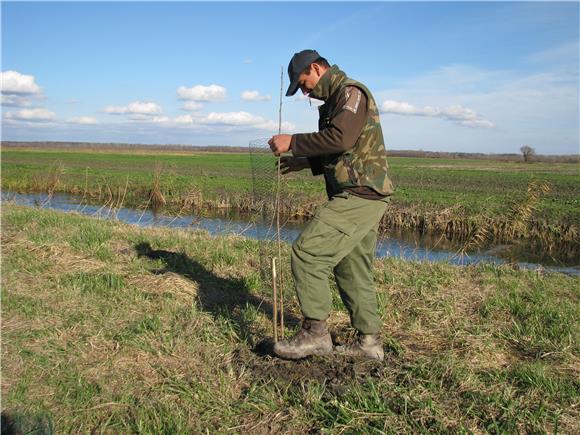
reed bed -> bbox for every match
[5,177,578,257]
[3,149,578,254]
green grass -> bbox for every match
[3,147,580,259]
[3,148,579,223]
[2,204,579,432]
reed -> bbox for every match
[17,182,580,251]
[3,162,578,253]
[28,160,65,195]
[508,179,552,238]
[149,162,167,211]
[454,179,555,255]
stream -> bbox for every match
[2,191,578,276]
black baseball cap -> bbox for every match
[285,49,321,96]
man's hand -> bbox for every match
[278,156,309,174]
[268,134,292,156]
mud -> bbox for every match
[1,410,53,435]
[232,338,389,393]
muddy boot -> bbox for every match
[273,319,333,360]
[335,333,384,361]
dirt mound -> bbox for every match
[232,339,386,392]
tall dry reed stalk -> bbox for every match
[31,160,65,195]
[457,178,552,256]
[508,179,551,238]
[37,161,66,207]
[46,161,65,196]
[149,162,166,211]
[111,175,130,218]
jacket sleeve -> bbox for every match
[290,87,367,158]
[307,157,324,175]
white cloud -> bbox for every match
[181,101,203,111]
[173,114,196,124]
[1,70,42,95]
[67,116,98,125]
[1,94,33,107]
[177,84,226,102]
[202,111,294,131]
[374,59,578,154]
[139,110,294,132]
[380,100,495,129]
[4,108,55,122]
[243,59,253,64]
[1,71,45,108]
[204,111,264,126]
[104,101,162,115]
[241,90,271,102]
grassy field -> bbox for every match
[2,204,579,432]
[2,147,579,251]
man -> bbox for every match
[268,49,394,361]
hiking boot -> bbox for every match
[273,319,333,360]
[335,333,384,361]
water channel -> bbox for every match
[2,191,578,276]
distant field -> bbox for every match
[3,147,579,221]
[4,141,579,163]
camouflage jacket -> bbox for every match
[290,65,393,199]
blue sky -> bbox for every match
[2,1,579,154]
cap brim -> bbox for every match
[285,79,300,97]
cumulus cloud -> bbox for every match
[201,111,294,131]
[1,70,42,95]
[143,111,294,132]
[1,70,45,107]
[243,59,253,64]
[67,116,98,125]
[181,101,203,111]
[241,90,271,102]
[380,100,495,129]
[177,84,226,102]
[203,111,265,126]
[104,101,162,115]
[4,108,56,122]
[1,94,33,107]
[173,114,196,124]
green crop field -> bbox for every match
[2,204,578,433]
[2,147,579,251]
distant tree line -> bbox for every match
[1,141,578,163]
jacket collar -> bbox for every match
[308,64,347,102]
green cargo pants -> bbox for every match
[291,191,389,334]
